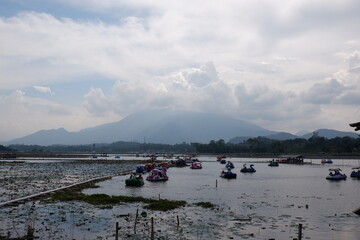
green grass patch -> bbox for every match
[51,187,186,211]
[144,199,187,211]
[194,201,215,208]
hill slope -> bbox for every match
[5,110,275,145]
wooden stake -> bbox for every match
[298,223,302,240]
[115,222,119,240]
[134,208,139,234]
[151,217,154,240]
[216,179,218,188]
[177,215,180,228]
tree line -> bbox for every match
[3,135,360,156]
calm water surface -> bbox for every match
[84,157,360,239]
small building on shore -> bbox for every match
[277,155,304,164]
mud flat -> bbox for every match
[0,160,135,203]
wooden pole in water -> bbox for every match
[151,217,155,240]
[216,179,218,188]
[298,223,302,240]
[115,222,119,240]
[177,215,180,228]
[134,208,139,234]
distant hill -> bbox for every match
[265,132,300,140]
[228,136,252,144]
[5,109,275,146]
[229,132,299,144]
[301,129,359,139]
[5,110,358,146]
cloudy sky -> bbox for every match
[0,0,359,141]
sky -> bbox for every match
[0,0,360,141]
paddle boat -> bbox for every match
[268,160,279,167]
[173,158,187,167]
[125,173,144,186]
[226,161,235,169]
[190,161,202,169]
[326,168,347,180]
[220,159,226,164]
[220,168,237,179]
[135,165,146,174]
[240,164,256,173]
[350,167,360,178]
[321,159,333,164]
[146,168,169,181]
[145,163,154,172]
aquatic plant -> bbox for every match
[51,186,187,211]
[144,199,186,211]
[194,202,215,208]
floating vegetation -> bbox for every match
[144,199,187,211]
[51,186,187,211]
[194,202,215,208]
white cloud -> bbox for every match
[83,88,111,115]
[33,86,54,95]
[301,79,348,104]
[0,0,359,140]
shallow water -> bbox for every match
[1,157,359,239]
[84,158,360,239]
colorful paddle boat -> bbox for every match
[220,168,237,179]
[146,168,169,181]
[350,167,360,178]
[240,164,256,173]
[321,159,333,164]
[225,161,235,169]
[268,160,279,167]
[190,161,202,169]
[326,168,347,180]
[125,173,144,186]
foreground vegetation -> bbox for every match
[50,181,192,211]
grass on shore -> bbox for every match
[50,181,187,211]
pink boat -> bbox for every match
[146,168,169,181]
[190,161,202,169]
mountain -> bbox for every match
[301,129,359,139]
[265,132,300,140]
[5,109,275,146]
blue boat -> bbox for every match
[240,164,256,173]
[220,168,237,179]
[350,167,360,178]
[326,168,347,180]
[135,165,146,174]
[225,161,235,169]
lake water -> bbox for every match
[1,156,359,239]
[84,157,360,239]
